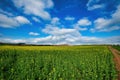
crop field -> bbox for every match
[112,45,120,51]
[0,45,117,80]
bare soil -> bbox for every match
[108,46,120,80]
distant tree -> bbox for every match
[17,43,26,45]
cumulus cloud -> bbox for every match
[37,17,81,44]
[65,16,75,21]
[15,16,30,24]
[0,14,18,28]
[40,23,82,44]
[0,13,30,28]
[91,5,120,32]
[73,18,91,31]
[77,18,91,26]
[29,32,40,36]
[86,0,105,10]
[43,26,79,36]
[13,0,54,20]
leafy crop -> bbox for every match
[0,46,117,80]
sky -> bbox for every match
[0,0,120,45]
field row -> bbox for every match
[0,46,117,80]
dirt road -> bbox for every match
[108,46,120,80]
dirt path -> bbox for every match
[108,46,120,80]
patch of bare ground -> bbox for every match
[109,46,120,80]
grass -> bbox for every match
[0,45,117,80]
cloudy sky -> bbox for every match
[0,0,120,45]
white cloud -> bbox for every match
[32,17,41,22]
[41,24,120,45]
[51,17,60,25]
[13,0,54,20]
[42,26,80,36]
[1,35,120,45]
[87,4,104,10]
[65,16,75,21]
[41,24,82,44]
[0,14,18,28]
[98,26,120,32]
[80,36,120,45]
[39,17,81,44]
[29,32,40,36]
[91,5,120,32]
[75,27,88,31]
[0,14,30,28]
[86,0,105,10]
[77,18,91,26]
[73,18,91,31]
[0,38,27,43]
[0,15,119,45]
[15,16,30,24]
[31,36,52,44]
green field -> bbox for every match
[0,46,117,80]
[112,45,120,51]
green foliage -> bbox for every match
[112,45,120,51]
[0,46,117,80]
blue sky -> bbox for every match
[0,0,120,45]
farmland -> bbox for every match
[0,45,117,80]
[112,45,120,51]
